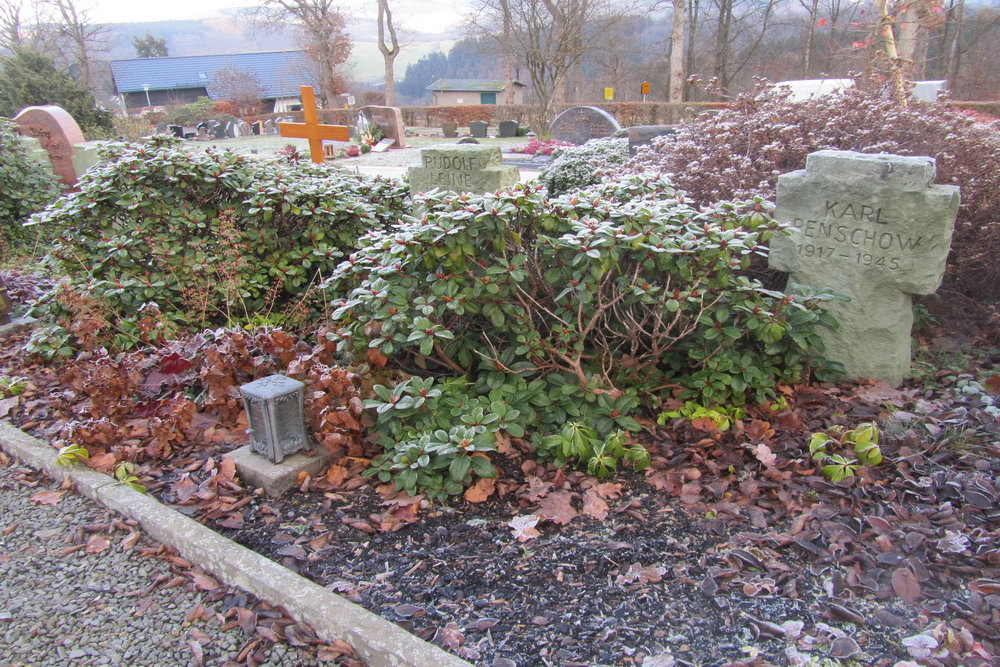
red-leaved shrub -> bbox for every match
[629,87,1000,302]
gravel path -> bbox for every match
[0,455,333,666]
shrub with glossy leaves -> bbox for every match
[539,137,630,196]
[30,136,409,341]
[0,118,61,246]
[628,86,1000,302]
[328,177,839,497]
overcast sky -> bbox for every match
[87,0,469,35]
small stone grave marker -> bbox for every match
[550,106,622,145]
[12,105,85,187]
[251,120,262,135]
[442,121,458,138]
[371,137,395,153]
[498,120,518,138]
[0,284,11,325]
[263,119,275,135]
[469,120,488,138]
[769,150,960,385]
[408,144,519,196]
[238,120,252,136]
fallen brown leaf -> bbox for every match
[85,534,110,554]
[464,477,495,503]
[30,490,66,506]
[536,490,578,525]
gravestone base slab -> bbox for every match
[228,444,332,497]
[0,317,38,339]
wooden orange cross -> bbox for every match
[278,86,350,164]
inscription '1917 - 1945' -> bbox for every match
[790,199,924,272]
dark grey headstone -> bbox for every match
[169,124,183,138]
[498,120,518,138]
[252,121,262,135]
[627,125,677,154]
[212,122,226,139]
[224,122,237,138]
[550,106,622,145]
[469,121,488,138]
[442,121,458,138]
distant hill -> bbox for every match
[104,12,461,84]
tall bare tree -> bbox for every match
[0,0,26,52]
[249,0,352,104]
[471,0,626,132]
[668,0,686,102]
[377,0,400,105]
[43,0,107,90]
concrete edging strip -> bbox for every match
[0,420,471,667]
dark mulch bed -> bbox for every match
[1,280,998,665]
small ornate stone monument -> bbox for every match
[408,144,519,196]
[770,150,960,386]
[240,375,309,463]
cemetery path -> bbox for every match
[0,456,359,667]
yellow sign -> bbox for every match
[641,81,650,95]
[604,87,614,101]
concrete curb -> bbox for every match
[0,420,471,667]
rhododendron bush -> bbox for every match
[629,87,1000,301]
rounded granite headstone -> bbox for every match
[550,106,622,146]
[13,105,85,187]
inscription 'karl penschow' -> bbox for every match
[790,199,925,272]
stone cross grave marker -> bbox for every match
[279,85,350,164]
[408,144,519,196]
[550,106,622,145]
[769,150,960,386]
[13,105,85,187]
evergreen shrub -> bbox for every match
[629,87,1000,302]
[328,177,839,498]
[539,137,631,196]
[30,136,409,345]
[0,118,61,247]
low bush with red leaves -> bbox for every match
[629,86,1000,302]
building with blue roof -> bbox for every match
[110,51,317,112]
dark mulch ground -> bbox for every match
[2,278,998,665]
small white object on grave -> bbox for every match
[240,375,309,464]
[371,137,396,153]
